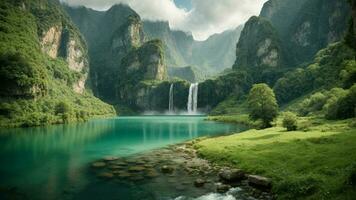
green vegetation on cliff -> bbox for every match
[0,0,115,127]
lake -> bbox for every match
[0,116,246,200]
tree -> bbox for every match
[247,83,278,128]
[282,112,298,131]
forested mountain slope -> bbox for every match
[0,0,115,127]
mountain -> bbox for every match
[260,0,351,67]
[65,4,169,111]
[0,0,115,127]
[143,21,243,76]
[231,0,351,86]
[143,21,194,69]
[233,16,285,84]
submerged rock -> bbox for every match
[128,166,146,172]
[161,165,174,173]
[145,170,159,178]
[91,162,106,168]
[247,175,272,189]
[97,172,114,179]
[103,156,119,161]
[117,172,132,178]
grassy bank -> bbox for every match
[208,114,263,129]
[196,116,356,199]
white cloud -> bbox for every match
[63,0,267,40]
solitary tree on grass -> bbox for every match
[247,83,278,128]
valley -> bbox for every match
[0,0,355,199]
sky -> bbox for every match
[62,0,267,41]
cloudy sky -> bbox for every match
[62,0,267,41]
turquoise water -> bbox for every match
[0,116,246,200]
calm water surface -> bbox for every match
[0,116,246,200]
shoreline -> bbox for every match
[89,133,274,200]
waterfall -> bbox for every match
[187,83,199,114]
[169,83,174,112]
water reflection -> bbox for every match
[0,116,245,200]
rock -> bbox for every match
[91,162,106,168]
[103,156,118,161]
[216,183,231,193]
[117,172,131,178]
[115,161,128,166]
[248,175,272,189]
[130,176,145,181]
[145,170,159,178]
[219,168,245,182]
[109,165,122,170]
[175,185,185,191]
[97,172,114,179]
[128,166,146,172]
[194,178,206,187]
[161,165,174,174]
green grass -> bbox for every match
[195,117,356,199]
[208,114,263,129]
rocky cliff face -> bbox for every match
[65,4,142,101]
[259,0,351,66]
[39,23,89,94]
[40,26,62,58]
[111,16,144,57]
[117,40,168,109]
[233,17,284,76]
[66,5,168,110]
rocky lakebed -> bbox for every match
[90,140,274,200]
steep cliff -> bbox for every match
[232,16,285,84]
[65,4,169,111]
[117,40,168,109]
[65,4,141,102]
[260,0,351,66]
[0,0,115,127]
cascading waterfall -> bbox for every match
[187,83,199,114]
[169,83,174,112]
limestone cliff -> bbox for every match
[233,16,285,82]
[40,26,62,59]
[117,40,168,108]
[111,16,144,57]
[259,0,351,66]
[39,23,89,93]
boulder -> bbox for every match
[219,168,245,182]
[216,183,231,193]
[247,175,272,189]
[161,165,174,173]
[194,178,206,187]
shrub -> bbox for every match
[55,101,71,115]
[283,112,298,131]
[324,85,356,119]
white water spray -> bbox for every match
[187,83,199,114]
[169,83,174,112]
